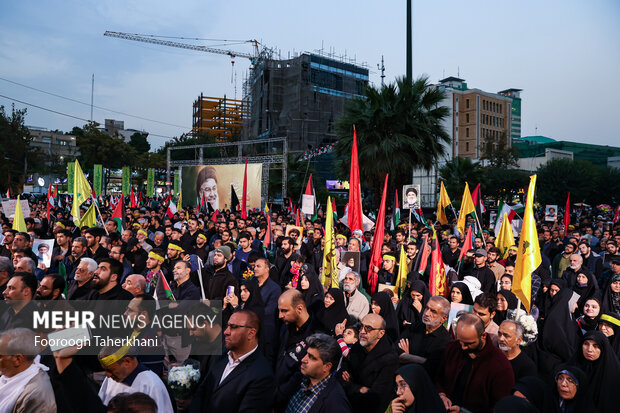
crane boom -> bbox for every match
[104,31,257,60]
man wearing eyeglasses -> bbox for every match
[338,313,399,413]
[190,310,275,412]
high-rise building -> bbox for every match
[498,88,523,141]
[245,52,369,152]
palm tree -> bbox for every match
[334,76,450,205]
[438,157,485,205]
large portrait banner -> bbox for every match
[181,164,263,210]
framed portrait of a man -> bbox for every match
[545,205,558,222]
[402,184,421,210]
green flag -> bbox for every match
[93,164,103,196]
[147,169,155,197]
[122,167,130,195]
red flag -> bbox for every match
[457,226,473,264]
[563,192,571,237]
[46,184,53,221]
[304,174,313,196]
[367,174,389,295]
[53,185,57,198]
[130,187,137,208]
[348,127,363,232]
[138,192,143,206]
[295,208,300,227]
[471,183,480,205]
[429,230,449,297]
[417,235,431,274]
[211,209,219,222]
[241,159,248,219]
[613,205,620,224]
[264,215,272,248]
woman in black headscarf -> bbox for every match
[222,277,265,327]
[576,297,601,333]
[321,287,349,335]
[371,291,399,342]
[512,376,553,413]
[449,282,473,305]
[494,289,519,325]
[601,273,620,314]
[571,271,599,317]
[539,279,567,321]
[396,280,431,331]
[390,364,446,413]
[569,330,620,413]
[598,312,620,359]
[550,365,597,413]
[537,288,581,378]
[493,396,538,413]
[296,266,324,315]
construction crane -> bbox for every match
[103,31,265,64]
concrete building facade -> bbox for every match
[28,127,79,166]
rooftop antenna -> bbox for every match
[457,66,460,77]
[377,55,386,86]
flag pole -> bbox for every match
[408,207,412,239]
[90,194,109,235]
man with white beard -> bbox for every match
[497,320,536,381]
[342,271,369,320]
[396,296,452,378]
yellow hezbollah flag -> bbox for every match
[321,196,339,288]
[495,212,515,259]
[513,175,541,312]
[395,245,408,298]
[436,181,452,225]
[71,159,91,220]
[457,182,475,236]
[78,203,97,228]
[12,195,27,233]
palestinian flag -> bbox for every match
[46,184,54,221]
[613,205,620,224]
[111,196,124,232]
[391,190,400,231]
[332,198,338,222]
[156,273,176,301]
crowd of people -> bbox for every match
[0,195,619,413]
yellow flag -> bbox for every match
[395,245,408,298]
[71,159,91,220]
[457,182,475,236]
[495,212,515,259]
[78,203,97,228]
[321,196,339,288]
[513,175,541,312]
[12,195,27,233]
[436,181,452,225]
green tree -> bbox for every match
[480,131,519,169]
[75,122,136,170]
[438,157,485,203]
[0,105,41,193]
[591,166,620,205]
[482,167,530,202]
[129,132,151,153]
[536,158,599,205]
[334,76,450,205]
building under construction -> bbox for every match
[244,52,369,152]
[192,94,247,141]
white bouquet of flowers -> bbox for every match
[508,308,538,346]
[168,364,201,400]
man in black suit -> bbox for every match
[286,333,351,413]
[190,310,274,412]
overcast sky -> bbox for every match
[1,0,618,149]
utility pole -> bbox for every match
[406,0,412,80]
[379,55,385,86]
[90,74,94,122]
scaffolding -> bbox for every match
[192,94,247,141]
[166,137,288,206]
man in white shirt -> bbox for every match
[97,344,173,413]
[342,271,370,320]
